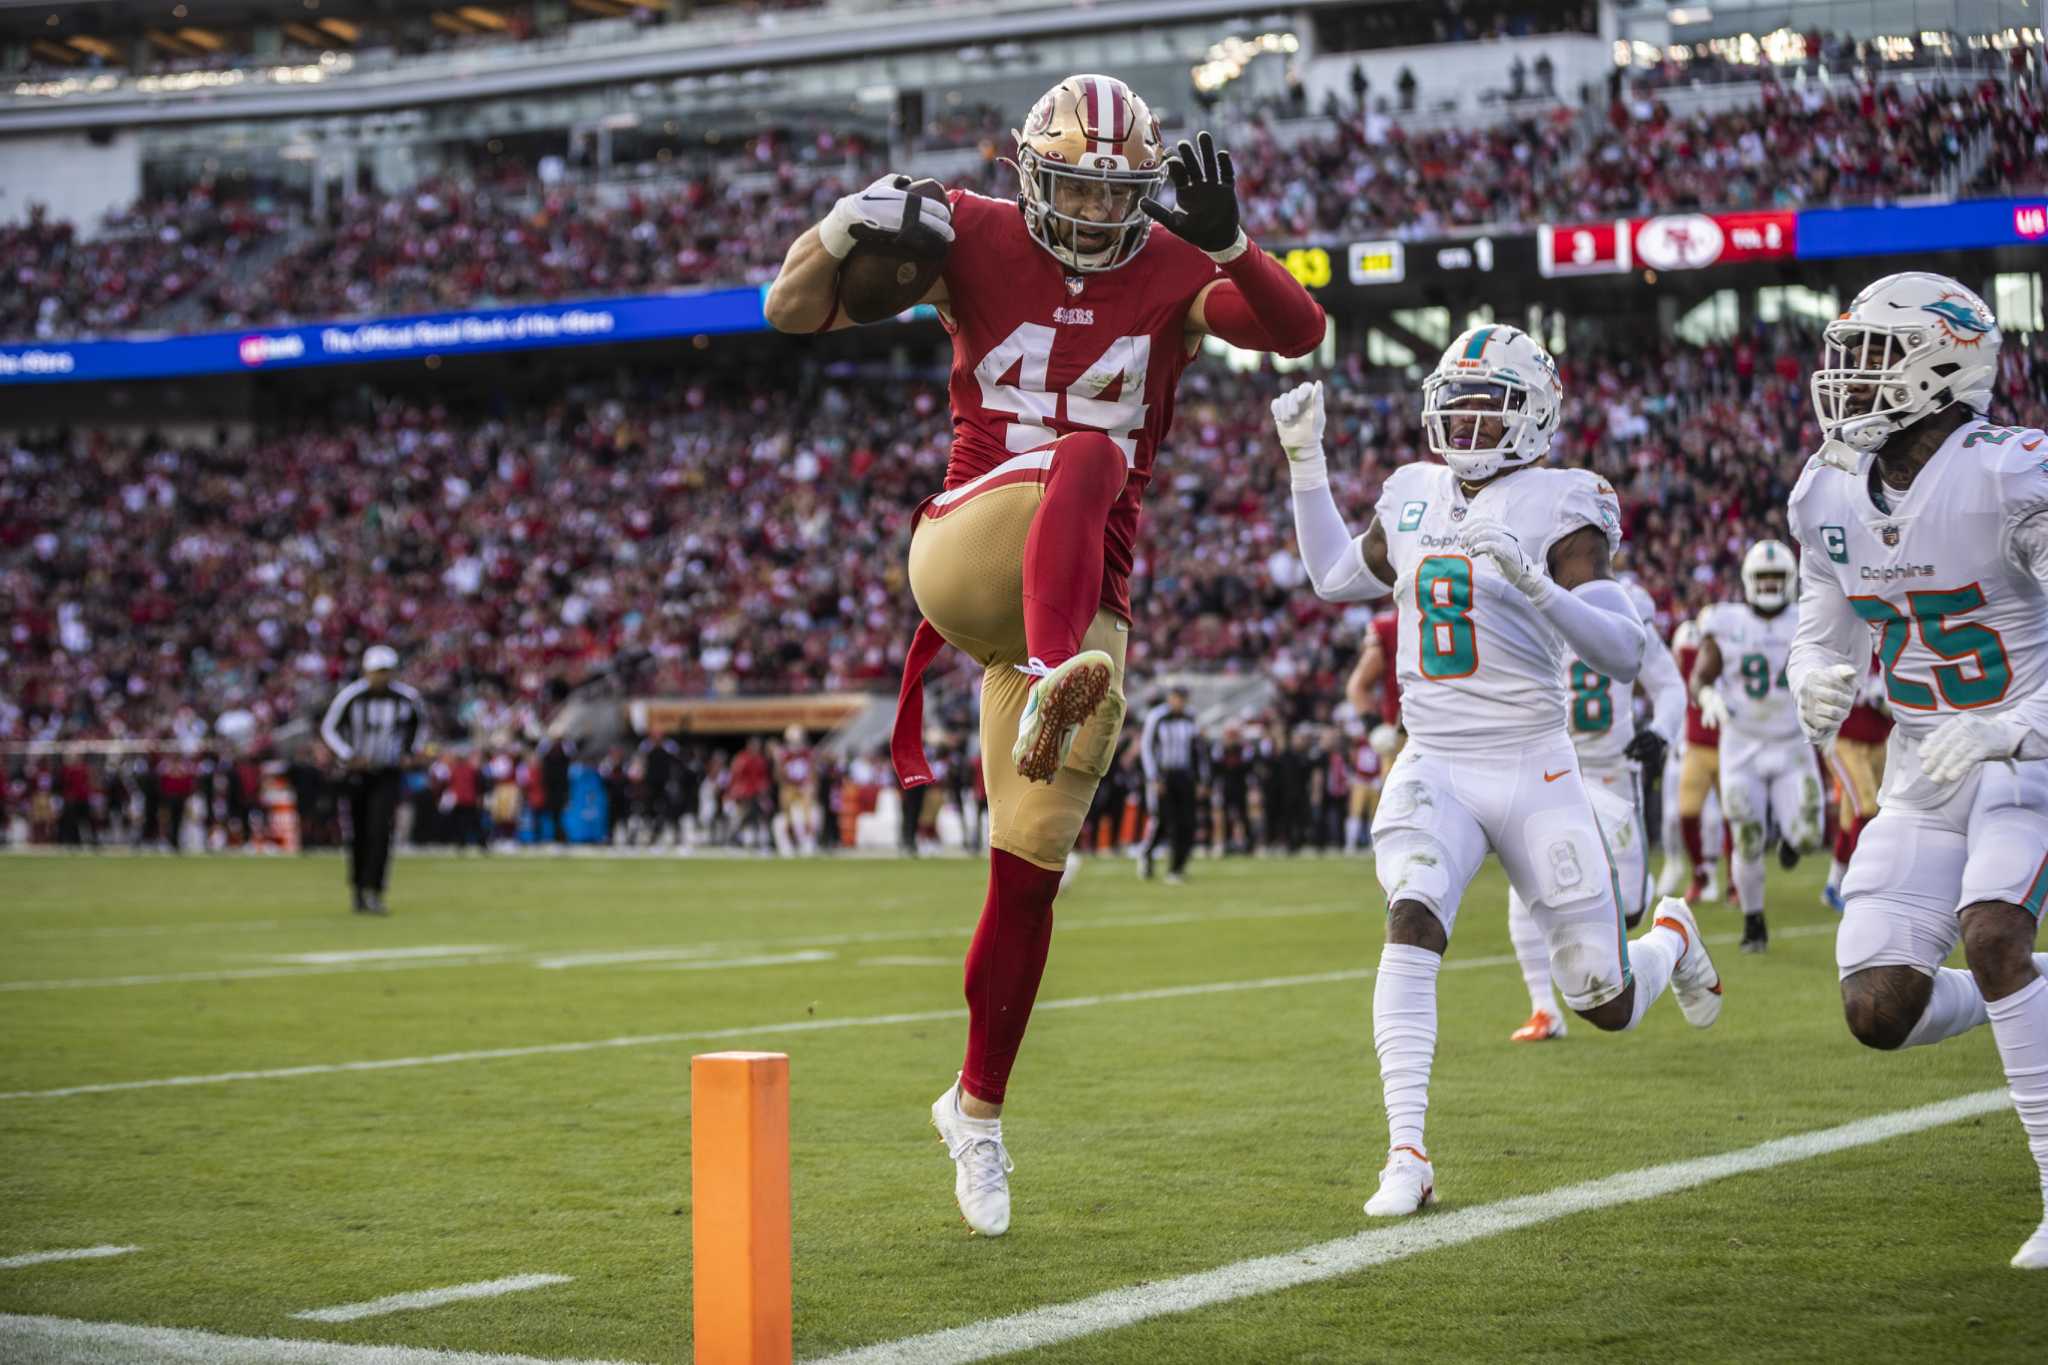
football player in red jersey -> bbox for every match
[767,74,1324,1235]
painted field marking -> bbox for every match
[292,1274,572,1324]
[808,1087,2011,1365]
[0,1245,139,1270]
[0,902,1358,992]
[639,950,836,972]
[21,920,283,942]
[272,946,510,966]
[0,1312,634,1364]
[0,961,1494,1102]
[858,956,959,968]
[0,924,1833,1101]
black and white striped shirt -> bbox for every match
[320,681,427,770]
[1140,705,1203,781]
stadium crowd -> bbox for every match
[5,76,2040,340]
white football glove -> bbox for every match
[1270,381,1327,490]
[1918,712,2026,786]
[1696,686,1732,731]
[1795,662,1858,746]
[1459,517,1550,601]
[818,174,955,260]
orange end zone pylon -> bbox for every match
[691,1051,792,1365]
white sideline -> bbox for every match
[0,1246,139,1270]
[809,1087,2012,1365]
[273,946,509,966]
[0,902,1355,992]
[0,1313,633,1365]
[292,1275,573,1324]
[0,924,1835,1102]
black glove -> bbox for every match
[1138,130,1241,255]
[1624,729,1669,772]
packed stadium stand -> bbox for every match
[2,0,2045,850]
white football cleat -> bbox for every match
[1011,651,1114,783]
[1652,897,1723,1028]
[1364,1145,1435,1217]
[1510,1008,1567,1043]
[931,1077,1013,1237]
[2014,1219,2048,1269]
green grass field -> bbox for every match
[2,849,2045,1363]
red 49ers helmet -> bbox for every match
[1013,74,1168,273]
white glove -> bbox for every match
[1918,712,2026,785]
[1795,663,1858,746]
[819,174,955,260]
[1696,687,1731,731]
[1270,381,1327,490]
[1459,517,1551,603]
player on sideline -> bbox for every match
[1507,579,1687,1041]
[766,75,1325,1236]
[1786,271,2048,1268]
[1271,326,1723,1218]
[1657,618,1728,904]
[1690,540,1824,952]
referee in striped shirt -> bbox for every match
[1139,685,1205,884]
[320,645,427,915]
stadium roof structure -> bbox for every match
[0,0,1324,132]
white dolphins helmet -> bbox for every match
[1741,540,1795,612]
[1810,271,2001,469]
[1421,324,1563,481]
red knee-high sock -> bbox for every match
[960,848,1065,1105]
[1021,433,1127,670]
[1680,815,1704,868]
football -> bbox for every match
[834,178,950,324]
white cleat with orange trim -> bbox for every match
[1510,1009,1567,1043]
[931,1076,1014,1237]
[2015,1220,2048,1269]
[1364,1145,1435,1217]
[1652,897,1723,1028]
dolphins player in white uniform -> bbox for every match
[1691,540,1823,952]
[1786,271,2048,1269]
[1508,578,1688,1041]
[1271,324,1723,1218]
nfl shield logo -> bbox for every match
[1881,524,1900,547]
[1065,276,1085,297]
[1451,506,1467,521]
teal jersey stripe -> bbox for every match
[2023,854,2048,918]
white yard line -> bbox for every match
[292,1275,572,1324]
[0,1246,139,1270]
[0,903,1356,992]
[809,1087,2011,1365]
[0,1312,634,1365]
[859,956,960,968]
[0,960,1503,1102]
[0,923,1832,1101]
[637,951,836,972]
[272,946,510,966]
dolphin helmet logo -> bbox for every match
[1923,295,1994,347]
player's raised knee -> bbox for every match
[1840,968,1928,1050]
[1385,899,1447,953]
[1049,432,1130,500]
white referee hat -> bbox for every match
[364,644,400,672]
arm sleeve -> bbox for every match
[1139,706,1163,782]
[319,685,357,761]
[1639,633,1687,744]
[1784,531,1864,699]
[1291,480,1392,603]
[1533,578,1647,682]
[1196,244,1328,357]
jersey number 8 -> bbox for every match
[1417,557,1478,680]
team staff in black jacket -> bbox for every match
[320,645,427,915]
